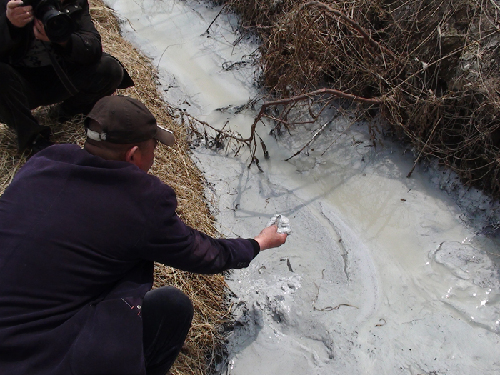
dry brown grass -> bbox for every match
[0,1,229,374]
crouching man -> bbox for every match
[0,0,133,153]
[0,95,287,375]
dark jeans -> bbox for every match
[143,286,194,375]
[0,54,124,151]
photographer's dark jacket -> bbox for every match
[0,144,260,375]
[1,0,98,63]
[0,0,132,85]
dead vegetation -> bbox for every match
[210,0,500,199]
[0,1,229,374]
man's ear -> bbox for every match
[125,146,141,167]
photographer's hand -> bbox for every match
[34,18,68,46]
[33,18,49,41]
[6,0,33,28]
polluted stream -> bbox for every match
[103,0,500,374]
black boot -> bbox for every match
[30,133,54,155]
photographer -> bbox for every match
[0,0,133,153]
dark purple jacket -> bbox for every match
[0,144,259,375]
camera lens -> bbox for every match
[33,1,75,44]
[43,11,74,43]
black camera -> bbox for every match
[22,0,82,43]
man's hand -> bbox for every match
[6,0,33,28]
[33,18,68,45]
[33,18,49,41]
[254,225,288,251]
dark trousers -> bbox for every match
[0,54,124,151]
[142,286,194,375]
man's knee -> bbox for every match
[96,54,124,89]
[144,286,194,321]
[169,287,194,320]
[68,54,124,94]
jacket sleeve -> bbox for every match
[142,184,260,274]
[52,0,102,64]
[0,0,30,60]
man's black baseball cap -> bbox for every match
[85,95,175,146]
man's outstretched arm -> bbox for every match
[142,185,288,274]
